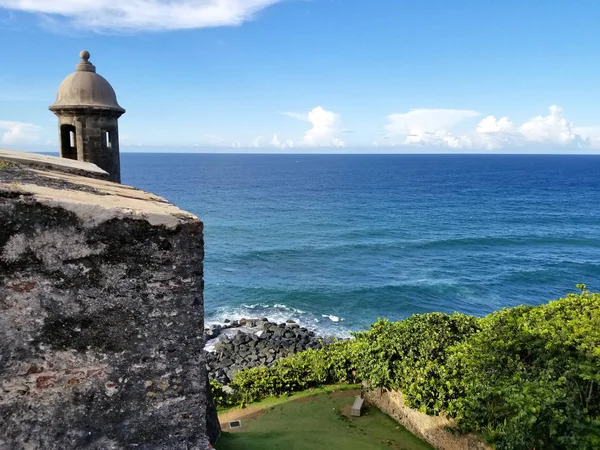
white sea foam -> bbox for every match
[241,303,270,309]
[322,314,342,323]
[273,303,305,314]
[205,303,351,338]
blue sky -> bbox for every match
[1,0,600,152]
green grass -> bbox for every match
[217,384,360,413]
[217,388,434,450]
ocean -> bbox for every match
[122,153,600,337]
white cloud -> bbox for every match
[386,109,480,148]
[250,136,262,148]
[518,105,584,145]
[467,115,518,150]
[0,0,282,31]
[0,121,43,145]
[386,109,481,140]
[305,106,344,147]
[476,115,514,133]
[384,106,591,150]
[284,106,345,148]
[574,126,600,148]
[330,137,345,148]
[271,134,282,148]
[229,135,290,149]
[270,134,294,149]
[281,112,309,122]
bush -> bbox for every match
[352,313,480,414]
[448,286,600,449]
[218,313,478,411]
[229,341,359,405]
[210,378,238,408]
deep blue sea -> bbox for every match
[122,154,600,337]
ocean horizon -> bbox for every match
[121,152,600,337]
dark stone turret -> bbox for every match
[50,51,125,183]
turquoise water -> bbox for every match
[122,153,600,337]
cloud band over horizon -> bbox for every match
[3,105,600,151]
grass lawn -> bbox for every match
[217,386,433,450]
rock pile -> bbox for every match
[205,318,334,384]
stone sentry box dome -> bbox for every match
[49,51,125,183]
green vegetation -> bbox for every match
[448,284,600,449]
[217,388,433,450]
[212,286,600,449]
[351,312,479,415]
[222,340,357,406]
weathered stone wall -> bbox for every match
[0,157,219,449]
[363,388,490,450]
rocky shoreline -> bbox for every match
[204,318,337,385]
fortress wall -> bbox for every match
[0,154,219,449]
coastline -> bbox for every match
[204,318,340,384]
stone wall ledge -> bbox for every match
[0,155,199,230]
[0,148,109,180]
[363,387,491,450]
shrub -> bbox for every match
[352,313,480,414]
[209,379,238,408]
[448,286,600,449]
[229,341,358,405]
[221,313,478,411]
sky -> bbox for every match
[1,0,600,153]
